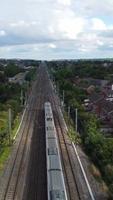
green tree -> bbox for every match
[4,63,22,77]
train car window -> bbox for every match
[50,190,65,199]
[47,117,52,121]
[48,147,58,155]
[46,126,54,131]
[46,112,52,116]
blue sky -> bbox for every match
[0,0,113,60]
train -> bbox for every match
[44,102,67,200]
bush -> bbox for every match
[4,63,23,77]
[0,130,8,152]
[25,68,37,82]
[6,99,21,117]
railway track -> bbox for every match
[0,64,94,200]
[23,67,47,200]
[38,67,83,199]
[0,75,40,200]
[40,67,81,199]
[49,95,81,200]
[46,68,92,200]
[3,112,35,200]
[23,65,93,200]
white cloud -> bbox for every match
[10,21,28,27]
[58,17,85,39]
[91,18,106,30]
[0,30,6,36]
[10,20,39,27]
[57,0,71,6]
[49,43,56,48]
[0,0,113,59]
[74,0,113,17]
[33,46,39,51]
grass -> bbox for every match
[89,164,102,182]
[0,113,21,175]
[0,111,8,130]
[63,109,110,197]
[0,78,33,174]
[0,146,11,175]
[63,111,81,144]
[12,114,20,139]
[89,164,109,196]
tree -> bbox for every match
[25,68,36,82]
[4,63,22,77]
[84,115,104,162]
[0,72,7,83]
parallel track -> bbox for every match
[42,68,83,200]
[49,94,81,200]
[0,75,40,200]
[3,112,34,200]
[46,67,91,200]
[23,67,47,200]
[0,64,92,200]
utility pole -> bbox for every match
[68,106,70,118]
[75,108,78,132]
[20,88,24,106]
[25,92,27,106]
[53,77,55,84]
[8,108,11,144]
[56,82,59,95]
[61,90,65,111]
[62,90,65,106]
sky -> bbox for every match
[0,0,113,60]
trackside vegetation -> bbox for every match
[0,61,38,172]
[48,60,113,197]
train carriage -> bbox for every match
[44,102,67,200]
